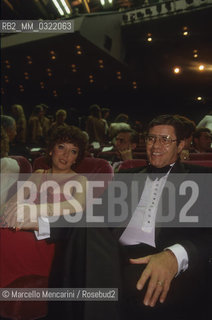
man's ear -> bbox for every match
[49,151,52,156]
[178,140,186,154]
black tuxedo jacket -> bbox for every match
[115,161,212,268]
[48,161,212,320]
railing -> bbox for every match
[121,0,212,24]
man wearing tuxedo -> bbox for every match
[115,114,212,320]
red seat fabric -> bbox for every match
[0,276,48,320]
[0,229,55,320]
[133,152,147,159]
[76,157,113,174]
[33,156,113,174]
[0,230,55,288]
[182,160,212,167]
[119,159,148,170]
[1,157,113,320]
[32,156,49,171]
[189,153,212,160]
[10,156,32,174]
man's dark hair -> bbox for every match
[174,115,196,139]
[147,114,186,143]
[193,127,211,139]
[46,125,87,166]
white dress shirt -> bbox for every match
[119,168,188,274]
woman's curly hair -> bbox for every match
[46,125,88,168]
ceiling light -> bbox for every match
[52,0,64,16]
[173,67,181,74]
[60,0,71,14]
[198,65,205,71]
[197,96,202,101]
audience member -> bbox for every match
[174,115,196,160]
[1,115,17,143]
[193,127,212,153]
[28,105,44,146]
[101,107,111,139]
[100,128,139,170]
[11,104,27,144]
[115,115,212,319]
[0,126,20,208]
[2,125,88,319]
[109,113,131,141]
[1,114,31,159]
[39,103,51,139]
[50,109,68,133]
[197,110,212,132]
[86,104,106,144]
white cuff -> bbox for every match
[165,243,188,276]
[34,217,50,240]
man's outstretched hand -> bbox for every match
[130,250,178,307]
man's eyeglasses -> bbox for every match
[145,135,178,146]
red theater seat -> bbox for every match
[119,159,148,170]
[189,153,212,160]
[1,157,113,320]
[10,155,32,174]
[182,160,212,167]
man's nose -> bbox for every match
[152,137,161,146]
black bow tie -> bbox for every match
[147,164,172,180]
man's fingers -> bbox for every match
[142,274,159,305]
[147,281,164,307]
[159,280,170,303]
[129,255,151,264]
[136,266,152,291]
